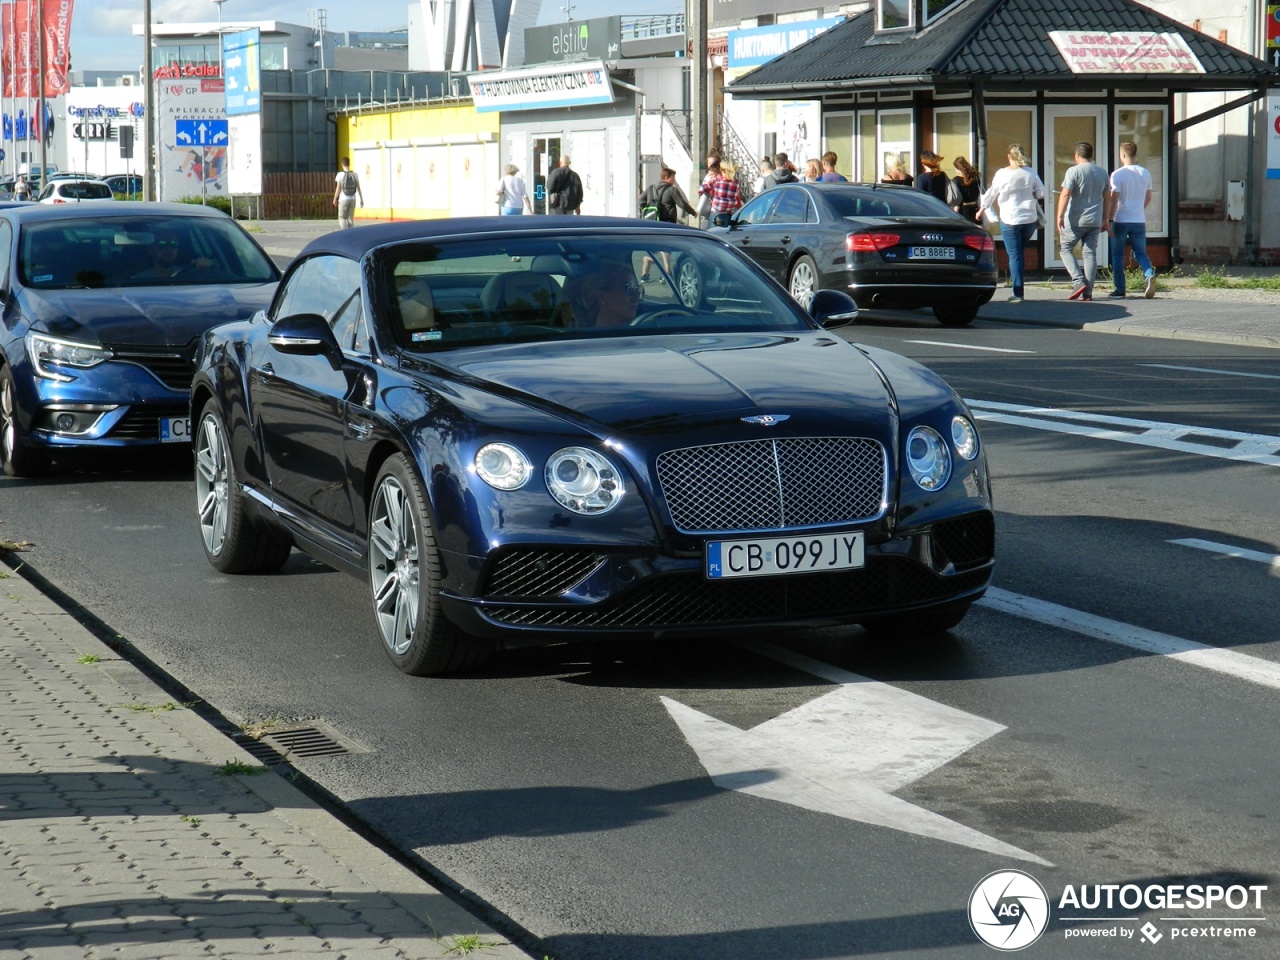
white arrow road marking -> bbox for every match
[1169,537,1280,571]
[979,587,1280,691]
[662,639,1052,865]
[905,340,1036,354]
[965,399,1280,467]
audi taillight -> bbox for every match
[964,234,995,253]
[847,232,900,253]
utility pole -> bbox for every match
[144,0,155,201]
[37,0,47,182]
[688,0,709,201]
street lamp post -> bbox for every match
[144,0,154,200]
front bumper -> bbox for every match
[441,511,995,644]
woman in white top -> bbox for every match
[978,144,1045,303]
[495,164,533,216]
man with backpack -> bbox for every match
[332,157,363,229]
[545,155,583,215]
[638,166,698,282]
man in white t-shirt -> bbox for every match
[1104,142,1156,299]
[332,157,363,229]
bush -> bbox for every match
[177,195,232,216]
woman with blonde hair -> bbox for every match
[978,143,1045,303]
[952,156,983,222]
[804,158,822,182]
[698,158,742,218]
[881,151,913,187]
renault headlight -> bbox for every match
[545,446,624,515]
[906,425,951,491]
[26,333,111,382]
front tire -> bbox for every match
[788,255,818,309]
[368,454,486,676]
[194,402,291,573]
[0,364,50,478]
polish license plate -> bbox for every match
[909,246,955,260]
[706,532,865,580]
[160,417,191,443]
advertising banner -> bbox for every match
[156,78,229,202]
[468,61,614,113]
[223,28,261,116]
[1048,31,1205,74]
[1268,96,1280,181]
[1,0,73,97]
[728,19,842,70]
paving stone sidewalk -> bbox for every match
[0,563,528,960]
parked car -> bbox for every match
[709,182,998,326]
[0,203,281,476]
[36,179,115,204]
[103,173,144,197]
[191,217,995,675]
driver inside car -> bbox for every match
[561,259,643,329]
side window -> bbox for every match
[0,221,11,291]
[273,255,362,328]
[770,189,810,224]
[737,192,779,225]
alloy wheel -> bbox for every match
[194,413,229,556]
[789,260,816,308]
[369,475,421,657]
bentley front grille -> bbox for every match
[656,436,886,533]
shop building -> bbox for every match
[724,0,1279,269]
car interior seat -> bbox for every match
[395,275,437,338]
[479,271,562,323]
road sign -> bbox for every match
[175,119,229,147]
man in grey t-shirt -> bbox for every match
[1056,141,1111,300]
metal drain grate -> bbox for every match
[230,721,367,766]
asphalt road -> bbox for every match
[3,314,1278,959]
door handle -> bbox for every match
[740,237,751,245]
[347,420,374,441]
[780,235,792,244]
[254,363,275,384]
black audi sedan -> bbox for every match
[0,203,281,476]
[192,217,994,675]
[710,182,997,326]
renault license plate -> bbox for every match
[706,532,864,579]
[909,246,955,260]
[160,417,191,443]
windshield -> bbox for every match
[382,232,813,351]
[18,216,280,290]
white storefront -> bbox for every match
[62,87,146,180]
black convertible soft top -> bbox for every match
[298,215,699,260]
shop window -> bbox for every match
[878,0,912,31]
[824,114,854,182]
[1116,107,1166,235]
[879,110,913,180]
[934,107,971,183]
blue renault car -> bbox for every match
[0,202,280,476]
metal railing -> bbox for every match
[717,111,758,202]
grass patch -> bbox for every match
[444,933,501,955]
[180,814,202,826]
[123,700,181,714]
[215,759,267,776]
[76,653,103,664]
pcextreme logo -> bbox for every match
[969,871,1270,950]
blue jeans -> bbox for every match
[500,206,524,216]
[1000,221,1037,297]
[1110,221,1153,294]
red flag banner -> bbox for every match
[2,0,74,97]
[2,1,37,98]
[42,0,73,96]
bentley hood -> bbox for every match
[432,333,915,437]
[19,284,277,348]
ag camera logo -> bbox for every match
[969,870,1050,950]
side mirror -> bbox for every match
[268,312,342,369]
[712,212,734,229]
[809,289,859,329]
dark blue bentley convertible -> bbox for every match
[191,217,994,675]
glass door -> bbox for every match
[531,137,561,215]
[1044,106,1108,271]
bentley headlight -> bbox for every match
[26,333,111,382]
[546,446,624,515]
[906,425,951,491]
[951,416,979,460]
[475,442,532,490]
